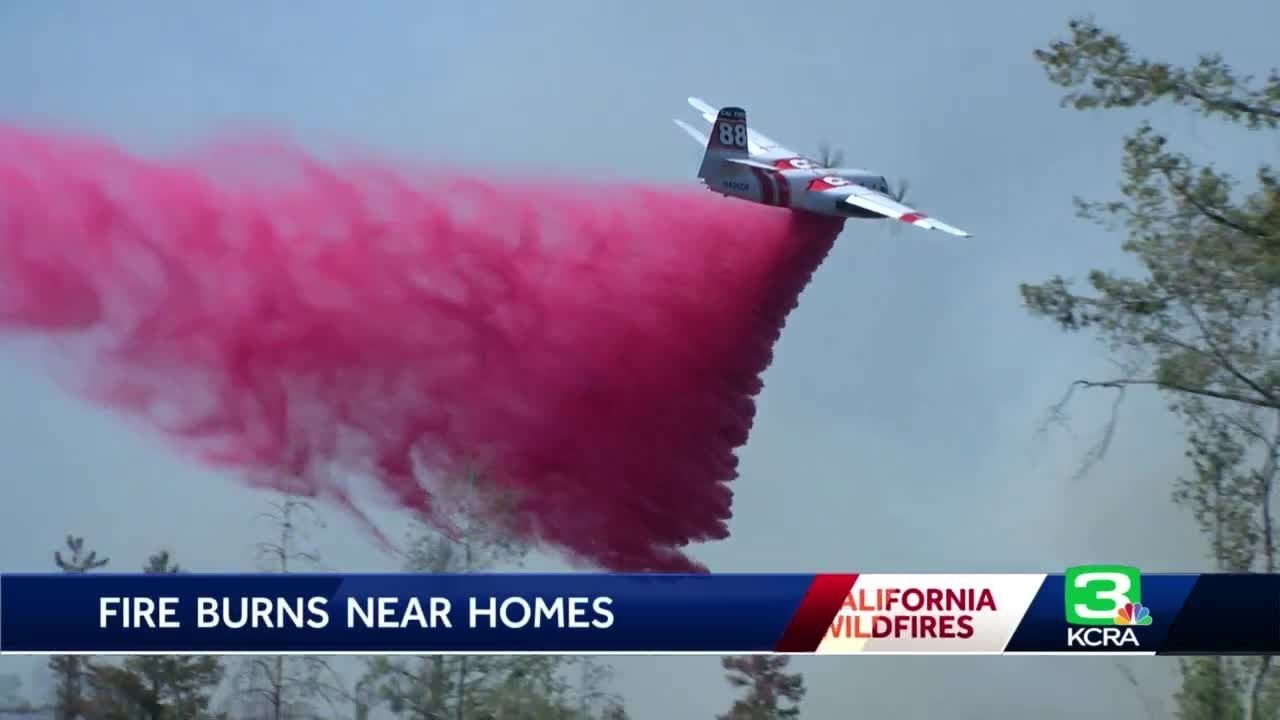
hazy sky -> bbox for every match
[2,1,1278,718]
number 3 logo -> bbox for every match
[1064,565,1143,625]
[718,122,748,148]
[1072,572,1131,619]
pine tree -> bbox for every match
[84,551,225,720]
[362,469,528,720]
[716,656,805,720]
[568,658,623,720]
[1026,16,1280,720]
[48,536,109,720]
[361,467,627,720]
[231,496,348,720]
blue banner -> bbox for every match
[0,573,818,653]
[10,571,1274,655]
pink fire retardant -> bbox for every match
[0,126,843,572]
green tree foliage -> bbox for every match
[231,496,348,720]
[84,551,225,720]
[478,656,625,720]
[360,468,626,720]
[361,469,527,720]
[567,659,626,720]
[716,656,805,720]
[1026,16,1280,720]
[48,535,109,720]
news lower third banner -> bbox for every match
[0,568,1272,655]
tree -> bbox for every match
[360,467,626,720]
[598,703,630,720]
[567,658,624,720]
[47,535,109,720]
[716,656,805,720]
[84,551,225,720]
[230,495,349,720]
[361,468,529,720]
[1025,16,1280,720]
[351,676,376,720]
[477,656,576,720]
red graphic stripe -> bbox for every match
[774,573,858,652]
[774,171,790,207]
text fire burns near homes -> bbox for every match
[829,587,998,639]
[98,595,616,630]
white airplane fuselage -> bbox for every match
[702,159,890,220]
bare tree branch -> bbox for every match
[1076,378,1274,409]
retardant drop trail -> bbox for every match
[0,126,844,572]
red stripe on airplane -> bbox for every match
[774,171,790,207]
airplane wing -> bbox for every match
[687,97,798,158]
[829,183,972,237]
[672,118,709,146]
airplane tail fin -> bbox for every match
[697,106,749,180]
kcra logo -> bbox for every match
[1063,565,1153,649]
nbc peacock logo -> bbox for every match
[1114,601,1153,626]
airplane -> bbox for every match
[673,97,972,237]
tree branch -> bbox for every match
[1112,68,1280,122]
[1075,378,1276,409]
[1181,300,1280,408]
[1164,167,1277,240]
[1036,19,1280,127]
